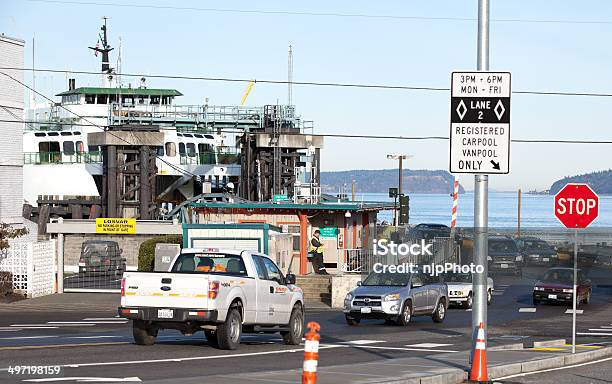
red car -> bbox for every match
[533,267,592,306]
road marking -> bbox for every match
[466,308,472,312]
[588,328,612,331]
[339,340,385,345]
[11,324,96,327]
[24,377,141,382]
[496,356,612,380]
[565,309,584,314]
[404,343,453,348]
[532,347,566,351]
[47,321,127,324]
[0,341,129,351]
[342,345,458,353]
[5,326,60,329]
[577,332,612,336]
[82,318,126,321]
[65,336,123,340]
[0,335,58,340]
[519,307,537,313]
[0,328,21,332]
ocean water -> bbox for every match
[360,192,612,228]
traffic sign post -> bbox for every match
[449,71,511,174]
[554,183,600,353]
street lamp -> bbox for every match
[387,154,412,226]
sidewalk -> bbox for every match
[203,344,612,384]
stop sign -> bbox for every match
[554,183,599,228]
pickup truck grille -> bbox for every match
[543,288,564,293]
[353,295,382,307]
[493,256,515,262]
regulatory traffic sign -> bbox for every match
[554,183,599,228]
[449,71,511,174]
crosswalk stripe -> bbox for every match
[519,307,537,313]
[405,343,453,348]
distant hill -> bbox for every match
[550,169,612,195]
[320,169,465,194]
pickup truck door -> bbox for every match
[259,256,291,325]
[252,255,273,324]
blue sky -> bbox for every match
[3,0,612,191]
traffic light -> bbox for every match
[388,187,398,198]
[399,195,409,225]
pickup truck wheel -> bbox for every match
[281,305,304,345]
[345,315,360,326]
[432,299,446,323]
[397,302,412,326]
[204,330,218,347]
[216,308,242,350]
[132,320,157,346]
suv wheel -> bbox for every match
[464,293,473,309]
[281,304,304,345]
[345,314,360,326]
[432,299,446,323]
[487,289,492,305]
[216,307,242,350]
[397,301,412,326]
[133,320,157,346]
[583,290,591,305]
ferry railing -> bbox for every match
[178,148,240,165]
[24,151,102,165]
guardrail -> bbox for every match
[24,151,102,165]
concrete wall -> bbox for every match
[331,275,363,308]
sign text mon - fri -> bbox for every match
[450,72,511,174]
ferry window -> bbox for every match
[74,132,81,135]
[138,96,146,105]
[178,143,186,155]
[204,135,214,140]
[155,146,164,156]
[63,141,75,156]
[194,134,203,138]
[186,143,196,157]
[183,134,193,138]
[109,95,117,104]
[165,142,176,157]
[150,96,160,105]
[177,133,183,137]
[97,95,108,104]
[85,94,95,104]
[161,96,168,105]
[198,143,211,153]
[60,132,72,136]
[34,132,46,137]
[121,95,134,105]
[76,141,84,153]
[47,132,59,136]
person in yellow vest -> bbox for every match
[309,229,328,275]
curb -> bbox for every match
[530,339,566,348]
[488,342,524,351]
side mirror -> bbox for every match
[286,273,296,285]
[356,281,362,286]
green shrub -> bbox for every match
[0,271,12,296]
[138,235,182,272]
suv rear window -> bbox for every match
[171,253,247,276]
[488,239,519,253]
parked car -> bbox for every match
[119,248,304,350]
[533,267,592,306]
[343,269,448,326]
[443,271,494,308]
[488,236,522,275]
[79,240,126,277]
[516,237,557,266]
[406,223,451,241]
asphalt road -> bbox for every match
[0,265,610,383]
[499,357,612,384]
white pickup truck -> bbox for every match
[118,248,304,350]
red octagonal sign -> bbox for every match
[554,183,599,228]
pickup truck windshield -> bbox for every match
[488,239,519,254]
[362,271,410,286]
[171,253,248,276]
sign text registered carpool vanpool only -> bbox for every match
[449,71,511,174]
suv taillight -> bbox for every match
[121,278,126,297]
[208,280,220,299]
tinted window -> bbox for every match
[171,253,247,276]
[252,256,267,280]
[488,239,519,253]
[186,143,196,157]
[178,143,186,155]
[63,141,75,155]
[261,257,283,283]
[542,269,573,283]
[363,271,410,286]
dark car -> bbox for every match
[487,236,522,275]
[533,267,592,306]
[516,237,557,266]
[407,223,451,241]
[79,240,126,277]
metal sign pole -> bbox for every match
[572,228,578,353]
[472,0,490,359]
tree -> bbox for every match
[0,223,29,252]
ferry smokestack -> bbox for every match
[68,78,75,90]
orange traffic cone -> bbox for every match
[302,321,321,384]
[470,322,488,382]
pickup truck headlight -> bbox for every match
[516,255,523,262]
[345,293,353,301]
[487,256,492,261]
[534,286,544,291]
[562,288,573,293]
[383,293,400,302]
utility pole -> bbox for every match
[472,0,490,365]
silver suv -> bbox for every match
[343,269,448,326]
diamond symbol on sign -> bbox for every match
[494,100,506,120]
[456,100,467,120]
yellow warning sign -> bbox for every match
[95,218,136,234]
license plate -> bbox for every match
[501,263,509,268]
[360,307,372,314]
[543,258,549,262]
[548,294,557,299]
[157,309,174,319]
